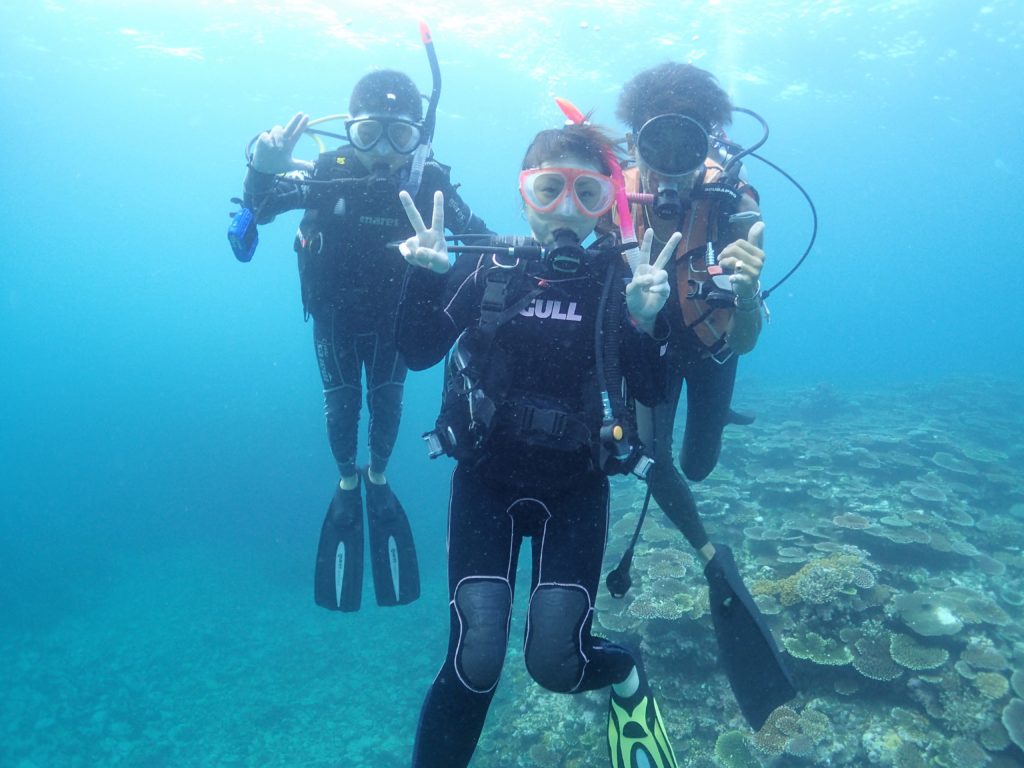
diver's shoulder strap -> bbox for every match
[471,259,547,375]
[478,260,544,328]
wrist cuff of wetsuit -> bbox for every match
[247,163,276,176]
[243,166,277,193]
[631,312,670,342]
[409,263,449,289]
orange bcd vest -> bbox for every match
[621,161,756,360]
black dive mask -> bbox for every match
[543,229,587,275]
[636,113,709,220]
[635,113,709,177]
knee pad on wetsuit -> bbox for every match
[524,584,590,693]
[453,578,512,692]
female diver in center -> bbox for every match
[395,119,682,768]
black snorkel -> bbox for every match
[420,20,441,145]
[404,20,442,196]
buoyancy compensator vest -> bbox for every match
[624,161,759,362]
[422,238,652,480]
[293,148,443,319]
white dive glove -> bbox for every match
[625,229,680,330]
[251,112,315,174]
[398,190,451,274]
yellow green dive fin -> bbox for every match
[608,679,678,768]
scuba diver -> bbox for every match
[395,119,680,768]
[233,37,490,613]
[609,62,797,729]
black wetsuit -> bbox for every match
[396,248,665,768]
[243,148,489,476]
[642,255,738,550]
[638,192,760,552]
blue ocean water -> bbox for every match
[1,1,1022,766]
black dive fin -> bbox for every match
[726,408,756,426]
[314,484,364,612]
[364,473,420,606]
[704,544,797,730]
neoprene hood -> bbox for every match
[349,70,423,122]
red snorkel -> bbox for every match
[554,97,642,274]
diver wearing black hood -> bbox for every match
[614,62,796,731]
[238,66,490,612]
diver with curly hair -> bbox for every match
[615,62,796,730]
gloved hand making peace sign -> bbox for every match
[251,112,315,175]
[398,187,679,338]
[398,190,451,274]
[626,229,680,334]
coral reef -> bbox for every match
[713,730,760,768]
[586,378,1024,766]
